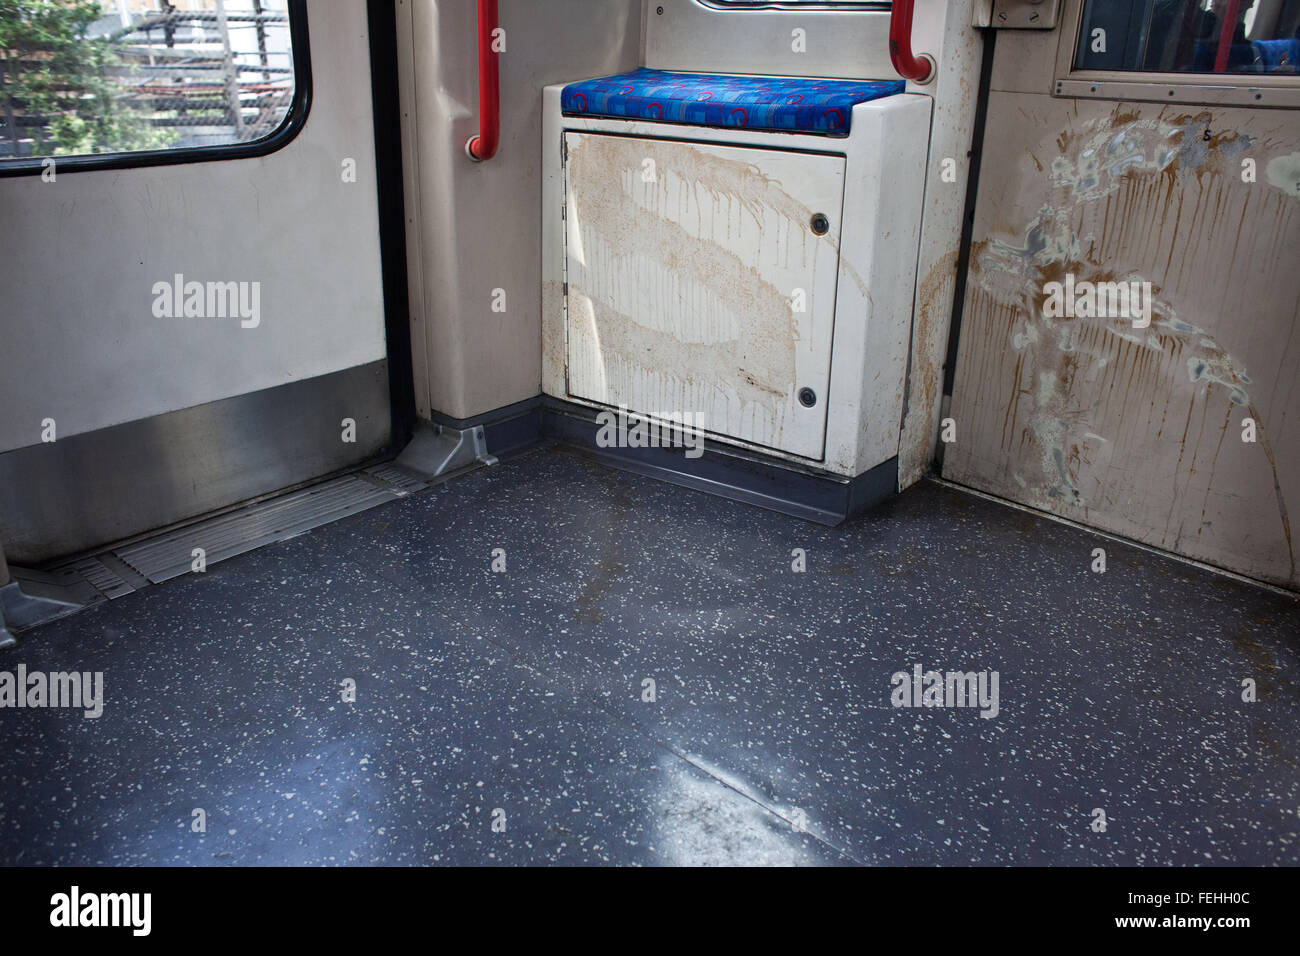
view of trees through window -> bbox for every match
[0,0,295,163]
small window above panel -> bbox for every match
[1053,0,1300,107]
[699,1,890,9]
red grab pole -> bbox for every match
[1212,0,1243,73]
[466,0,499,161]
[889,0,934,84]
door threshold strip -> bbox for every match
[52,463,432,599]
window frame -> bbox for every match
[1053,0,1300,108]
[0,0,312,179]
[696,1,890,10]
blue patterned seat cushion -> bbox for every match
[1253,38,1300,72]
[561,68,904,135]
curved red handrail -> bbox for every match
[889,0,933,84]
[466,0,499,161]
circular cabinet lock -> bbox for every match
[810,213,830,235]
[798,387,817,408]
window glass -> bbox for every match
[703,1,890,8]
[0,0,297,163]
[1075,0,1300,74]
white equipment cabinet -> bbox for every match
[543,84,932,479]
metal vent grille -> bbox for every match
[65,557,136,600]
[363,463,429,496]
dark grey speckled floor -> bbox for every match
[2,446,1298,865]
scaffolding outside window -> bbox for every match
[0,0,300,166]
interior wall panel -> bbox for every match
[944,90,1300,588]
[644,0,894,79]
[894,0,987,488]
[398,0,641,422]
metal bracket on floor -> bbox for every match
[0,566,103,647]
[394,420,499,481]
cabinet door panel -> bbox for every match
[563,132,845,460]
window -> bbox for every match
[1056,0,1300,106]
[701,1,890,9]
[0,0,306,173]
[1075,0,1300,74]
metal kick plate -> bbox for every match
[112,469,423,584]
[990,0,1060,29]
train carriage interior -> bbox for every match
[1,0,1299,873]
